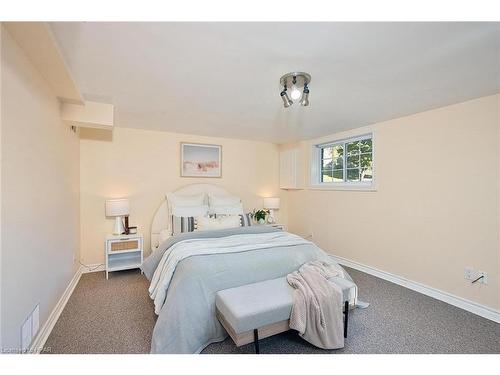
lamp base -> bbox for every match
[113,216,125,235]
[267,209,276,224]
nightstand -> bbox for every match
[105,234,143,279]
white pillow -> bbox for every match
[159,229,171,245]
[195,215,241,231]
[172,204,209,217]
[166,192,205,207]
[209,193,241,206]
[209,203,244,215]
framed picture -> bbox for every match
[181,142,222,178]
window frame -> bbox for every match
[310,133,375,190]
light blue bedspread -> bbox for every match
[141,226,351,354]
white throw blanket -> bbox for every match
[287,261,345,349]
[149,232,309,314]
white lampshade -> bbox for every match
[105,199,130,217]
[263,197,280,210]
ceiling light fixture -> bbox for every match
[300,84,310,106]
[280,86,293,108]
[279,72,311,108]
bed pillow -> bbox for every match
[167,192,205,207]
[239,213,254,227]
[210,212,253,226]
[195,215,241,231]
[208,193,241,207]
[209,202,244,216]
[171,216,197,235]
[171,204,209,218]
[158,229,171,245]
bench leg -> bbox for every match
[344,301,349,338]
[253,329,260,354]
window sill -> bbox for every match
[308,184,377,192]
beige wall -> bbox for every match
[1,26,80,349]
[285,94,500,310]
[79,127,284,264]
[0,24,3,348]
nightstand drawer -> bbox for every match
[110,240,140,252]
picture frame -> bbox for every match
[180,142,222,178]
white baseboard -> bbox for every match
[330,254,500,323]
[26,255,498,354]
[29,266,83,353]
[30,263,105,353]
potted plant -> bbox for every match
[251,209,269,224]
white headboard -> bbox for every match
[150,183,233,251]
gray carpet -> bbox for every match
[44,270,156,354]
[44,268,500,354]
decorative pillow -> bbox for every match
[239,213,254,227]
[208,193,241,207]
[171,216,196,235]
[195,215,241,231]
[209,202,244,216]
[171,204,209,218]
[166,192,205,207]
[210,212,253,226]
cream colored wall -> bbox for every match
[1,26,80,349]
[79,127,284,265]
[285,94,500,310]
[0,24,3,348]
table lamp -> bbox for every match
[105,199,130,235]
[263,197,280,224]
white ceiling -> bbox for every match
[50,22,500,143]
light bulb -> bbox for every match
[290,87,301,100]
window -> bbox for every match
[312,134,374,188]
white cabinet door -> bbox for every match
[280,148,298,189]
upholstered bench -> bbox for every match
[215,276,356,353]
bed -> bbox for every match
[149,183,234,252]
[142,184,356,354]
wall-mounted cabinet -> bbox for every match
[60,101,114,130]
[279,148,302,190]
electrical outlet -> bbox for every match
[464,267,474,280]
[477,271,488,284]
[304,233,314,240]
[465,267,488,284]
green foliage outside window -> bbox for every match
[320,137,373,183]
